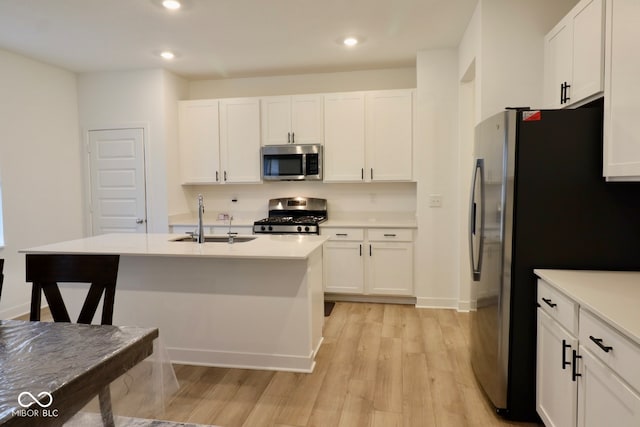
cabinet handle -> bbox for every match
[224,171,227,181]
[369,245,372,256]
[359,244,362,256]
[336,233,348,237]
[571,349,582,382]
[564,82,571,103]
[589,336,613,353]
[383,233,397,237]
[541,298,557,308]
[370,168,373,180]
[292,132,295,143]
[216,171,219,182]
[287,132,291,143]
[361,168,364,180]
[562,340,571,370]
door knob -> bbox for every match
[136,218,146,224]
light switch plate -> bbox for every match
[429,194,442,208]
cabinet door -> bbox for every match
[219,98,261,183]
[323,241,364,293]
[603,0,640,179]
[291,94,323,145]
[178,100,220,184]
[578,346,640,427]
[536,308,578,427]
[544,21,572,109]
[367,242,413,295]
[261,96,292,145]
[323,92,366,182]
[365,90,413,181]
[571,0,604,105]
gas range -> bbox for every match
[253,197,327,235]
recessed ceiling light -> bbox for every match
[343,37,359,47]
[160,51,175,60]
[162,0,181,10]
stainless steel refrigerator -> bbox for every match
[468,103,640,421]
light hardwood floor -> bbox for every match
[154,302,541,427]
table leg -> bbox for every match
[98,387,115,427]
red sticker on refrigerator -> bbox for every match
[522,111,541,121]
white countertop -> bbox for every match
[322,212,417,228]
[21,233,328,260]
[535,269,640,346]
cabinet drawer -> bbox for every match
[321,228,364,241]
[579,309,640,393]
[367,228,413,242]
[537,279,578,335]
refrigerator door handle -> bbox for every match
[469,158,485,281]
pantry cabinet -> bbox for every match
[261,95,323,145]
[543,0,604,108]
[603,0,640,180]
[323,89,413,182]
[322,227,413,296]
[178,98,261,185]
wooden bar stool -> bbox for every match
[26,253,121,427]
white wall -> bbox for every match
[77,69,188,233]
[0,48,84,318]
[460,0,579,124]
[189,67,416,99]
[414,49,460,308]
[179,182,416,220]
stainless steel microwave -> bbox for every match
[262,144,323,181]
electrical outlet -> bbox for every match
[429,194,442,208]
[217,213,230,220]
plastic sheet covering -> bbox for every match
[65,337,180,426]
[0,319,177,426]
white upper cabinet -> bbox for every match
[366,90,413,181]
[603,0,640,180]
[178,98,261,185]
[178,100,220,184]
[323,92,366,182]
[543,0,604,108]
[323,89,414,182]
[261,95,323,145]
[219,98,262,183]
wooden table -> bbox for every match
[0,320,158,426]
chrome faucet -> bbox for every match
[196,194,205,243]
[227,215,235,244]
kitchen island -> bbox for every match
[22,233,328,373]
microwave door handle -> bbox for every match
[302,153,306,177]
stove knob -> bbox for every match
[261,226,266,231]
[297,226,302,232]
[268,226,273,231]
[304,226,310,232]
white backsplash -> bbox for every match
[181,182,417,218]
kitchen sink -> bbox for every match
[170,236,257,243]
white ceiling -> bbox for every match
[0,0,478,80]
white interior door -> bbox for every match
[89,128,147,235]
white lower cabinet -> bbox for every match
[577,346,640,427]
[536,277,640,427]
[537,308,578,427]
[322,227,413,296]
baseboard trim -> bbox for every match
[415,297,458,310]
[325,293,416,305]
